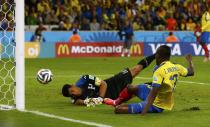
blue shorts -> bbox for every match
[128,84,163,114]
[200,32,210,44]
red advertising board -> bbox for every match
[56,42,144,57]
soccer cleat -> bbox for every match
[104,98,122,106]
[121,53,125,57]
[104,98,117,106]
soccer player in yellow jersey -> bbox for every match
[200,6,210,62]
[104,45,194,115]
[141,45,194,115]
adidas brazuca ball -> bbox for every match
[37,69,53,84]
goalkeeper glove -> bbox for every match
[84,98,96,107]
[84,97,103,107]
[91,97,103,105]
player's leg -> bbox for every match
[129,54,156,78]
[200,32,210,62]
[201,43,209,59]
[114,104,130,114]
[104,54,155,100]
[105,53,155,88]
[114,84,162,114]
[121,39,128,57]
[115,101,163,114]
[127,39,133,57]
[104,83,151,106]
[104,84,138,106]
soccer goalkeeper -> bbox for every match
[62,54,155,106]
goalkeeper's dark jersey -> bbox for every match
[104,68,133,99]
[71,75,100,103]
[71,68,132,103]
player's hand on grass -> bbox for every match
[91,97,103,105]
[84,98,96,107]
[185,54,192,62]
[84,97,103,107]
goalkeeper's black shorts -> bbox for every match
[104,68,132,99]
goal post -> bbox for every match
[0,0,25,110]
[15,0,25,111]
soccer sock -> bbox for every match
[127,49,130,54]
[201,44,209,58]
[115,87,132,105]
[122,49,126,55]
[137,54,156,69]
[125,49,128,53]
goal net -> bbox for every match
[0,0,25,110]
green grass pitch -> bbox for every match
[1,56,210,127]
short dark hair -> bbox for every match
[73,30,77,34]
[62,84,72,97]
[157,45,171,59]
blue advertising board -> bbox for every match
[1,42,209,58]
[1,31,209,58]
[39,43,55,58]
[25,31,198,43]
[144,43,210,56]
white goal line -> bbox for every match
[24,110,112,127]
[26,74,209,85]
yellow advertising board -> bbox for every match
[25,42,40,58]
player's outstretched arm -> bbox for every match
[74,99,86,105]
[130,54,156,78]
[141,86,159,115]
[185,54,194,76]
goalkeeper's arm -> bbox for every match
[74,99,96,107]
[99,80,107,98]
[74,99,86,105]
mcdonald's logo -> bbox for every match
[57,44,70,55]
[130,44,142,55]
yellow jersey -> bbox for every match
[152,61,188,110]
[201,11,210,32]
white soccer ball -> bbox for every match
[37,69,53,84]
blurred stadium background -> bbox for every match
[1,0,210,127]
[25,0,203,31]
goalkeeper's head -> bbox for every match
[62,84,82,97]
